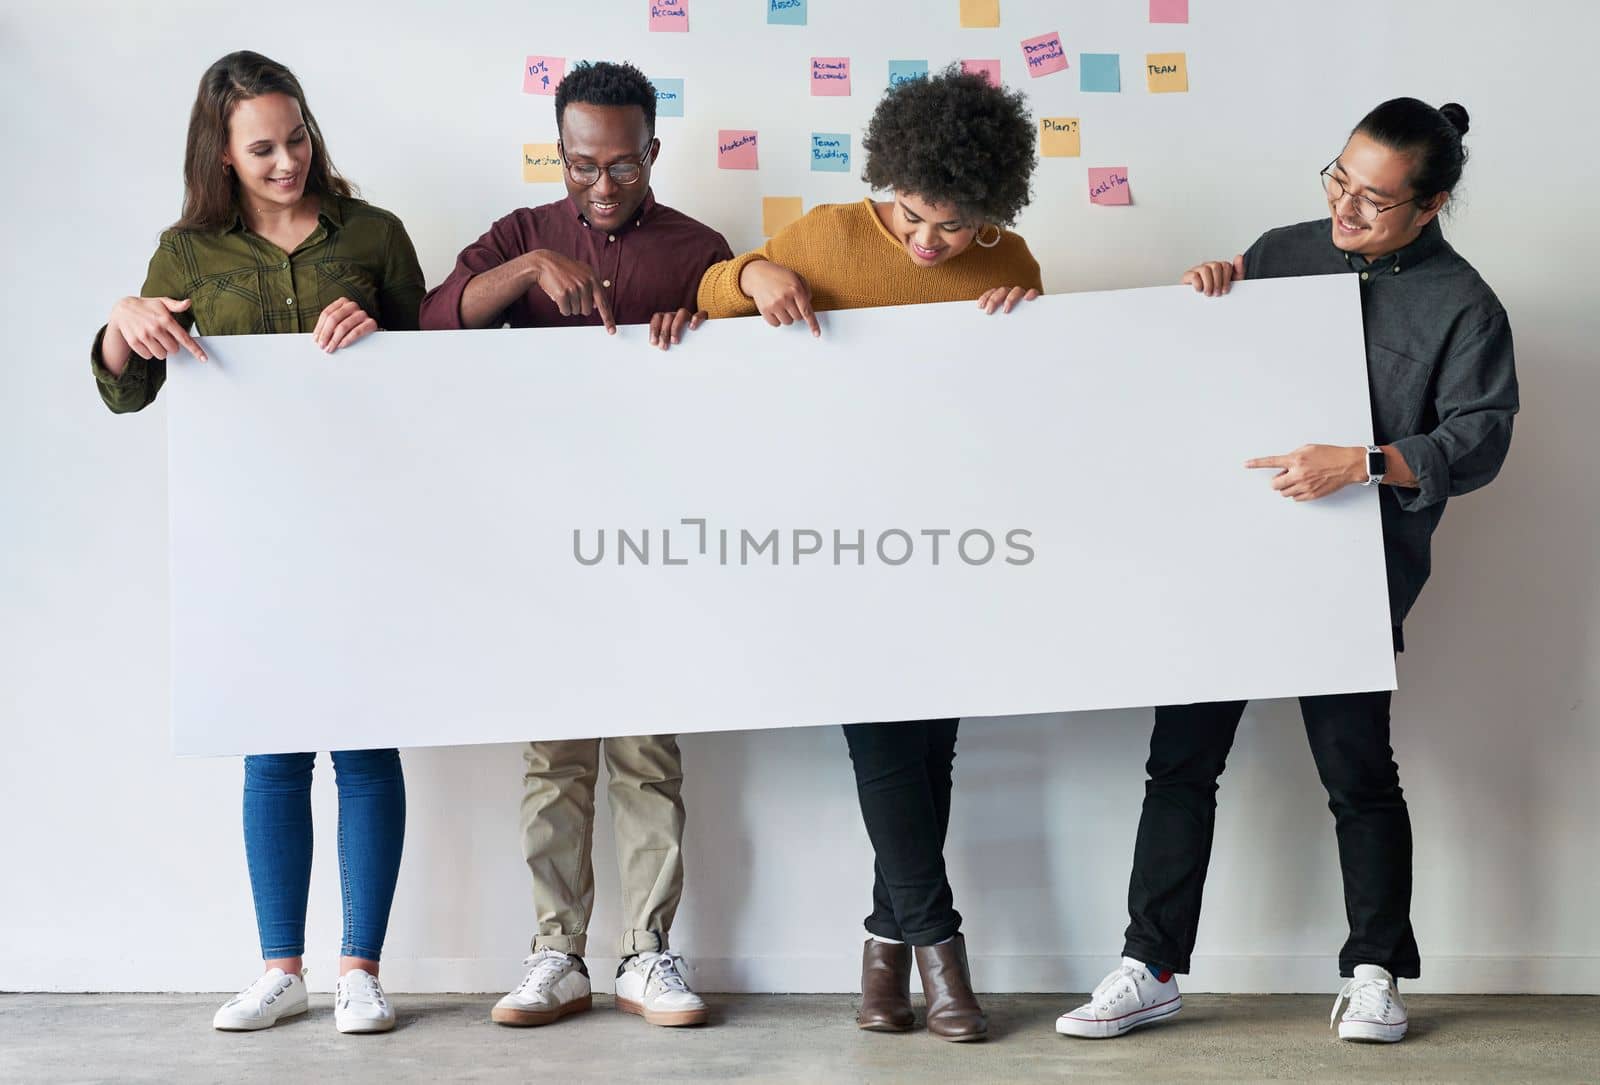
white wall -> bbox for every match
[2,0,1595,995]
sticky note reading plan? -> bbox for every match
[1039,117,1080,157]
[717,130,759,170]
[959,0,1000,28]
[522,144,563,183]
[1021,32,1068,78]
[810,133,851,172]
[650,0,689,32]
[1146,53,1188,93]
[961,59,1001,87]
[811,57,851,96]
[523,56,565,95]
[1089,167,1131,205]
[767,0,807,25]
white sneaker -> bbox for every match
[491,948,593,1027]
[212,968,309,1031]
[1331,964,1408,1043]
[615,950,709,1027]
[1056,957,1182,1038]
[335,968,395,1034]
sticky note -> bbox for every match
[1089,167,1131,205]
[650,0,689,32]
[960,0,1000,28]
[811,57,851,96]
[522,56,565,96]
[1039,117,1080,157]
[1080,53,1120,92]
[767,0,807,25]
[717,130,759,170]
[522,143,563,183]
[763,197,805,237]
[1146,52,1188,93]
[652,77,685,118]
[888,59,929,88]
[1021,32,1068,78]
[810,132,851,172]
[1150,0,1188,23]
[961,59,1001,87]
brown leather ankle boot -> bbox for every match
[914,934,988,1042]
[856,938,915,1032]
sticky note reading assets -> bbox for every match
[768,0,807,25]
[650,0,689,32]
[960,0,1000,27]
[810,132,851,172]
[763,197,805,237]
[523,56,565,95]
[1039,117,1080,157]
[962,59,1001,87]
[1146,53,1188,93]
[811,57,851,96]
[718,130,760,169]
[1021,32,1068,77]
[1089,167,1131,205]
[522,144,563,183]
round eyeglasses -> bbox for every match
[560,141,654,187]
[1320,158,1421,223]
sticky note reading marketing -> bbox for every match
[888,59,929,88]
[1021,32,1068,78]
[650,0,689,32]
[810,132,851,172]
[652,77,685,118]
[1039,117,1080,157]
[1089,167,1131,205]
[961,59,1001,87]
[763,197,805,237]
[1150,0,1189,23]
[960,0,1000,28]
[811,57,851,96]
[767,0,807,25]
[1146,52,1188,93]
[717,130,759,170]
[522,143,563,183]
[523,56,565,96]
[1080,53,1120,92]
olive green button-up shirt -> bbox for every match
[91,194,425,413]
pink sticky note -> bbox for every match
[717,130,759,170]
[961,59,1001,87]
[522,56,565,96]
[1150,0,1188,23]
[810,56,851,96]
[1089,167,1131,206]
[650,0,689,32]
[1020,32,1068,78]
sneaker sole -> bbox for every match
[615,995,708,1027]
[1338,1020,1407,1043]
[491,994,593,1027]
[1056,995,1182,1039]
[213,1001,309,1032]
[336,1015,397,1034]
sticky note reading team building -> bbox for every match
[959,0,1000,28]
[522,144,563,183]
[1146,53,1188,93]
[523,56,564,95]
[1020,32,1068,78]
[650,0,688,32]
[1089,167,1131,205]
[888,59,929,88]
[961,59,1001,87]
[1039,117,1080,157]
[762,197,805,237]
[811,57,851,96]
[767,0,807,25]
[811,133,851,172]
[652,78,685,118]
[718,130,759,170]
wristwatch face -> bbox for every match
[1367,448,1386,478]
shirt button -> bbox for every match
[608,234,616,242]
[280,261,289,269]
[1359,272,1369,281]
[602,279,611,288]
[286,297,295,305]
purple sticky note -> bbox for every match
[810,56,851,96]
[522,56,565,96]
[650,0,689,32]
[961,58,1001,87]
[1089,167,1131,206]
[1020,32,1068,78]
[717,130,759,170]
[1150,0,1188,23]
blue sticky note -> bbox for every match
[767,0,807,25]
[887,60,929,89]
[810,132,851,173]
[1080,53,1121,93]
[652,77,685,118]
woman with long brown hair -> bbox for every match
[90,50,425,1034]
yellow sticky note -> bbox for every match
[522,143,563,183]
[762,196,805,238]
[1039,117,1080,157]
[1145,52,1188,93]
[960,0,1000,28]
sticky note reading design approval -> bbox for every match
[1039,117,1080,157]
[1021,32,1068,78]
[1146,53,1187,93]
[718,130,759,170]
[522,144,563,183]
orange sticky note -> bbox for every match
[522,143,563,183]
[1146,52,1188,93]
[959,0,1000,27]
[762,196,805,237]
[1039,117,1080,157]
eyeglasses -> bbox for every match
[559,141,654,187]
[1320,158,1421,223]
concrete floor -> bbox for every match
[1,993,1596,1083]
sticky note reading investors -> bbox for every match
[523,56,565,95]
[1089,167,1131,205]
[652,77,685,117]
[962,59,1001,87]
[768,0,807,24]
[1039,117,1080,157]
[650,0,689,32]
[763,197,805,237]
[1150,0,1188,23]
[718,130,760,170]
[1146,53,1188,93]
[960,0,1000,27]
[1080,53,1120,92]
[811,133,851,172]
[1021,32,1068,77]
[888,59,929,88]
[522,143,563,183]
[811,57,851,96]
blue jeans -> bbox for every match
[242,749,406,960]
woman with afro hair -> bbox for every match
[698,66,1043,1043]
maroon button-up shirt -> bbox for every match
[419,192,732,330]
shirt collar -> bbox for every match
[566,189,657,234]
[1341,217,1446,276]
[224,191,344,234]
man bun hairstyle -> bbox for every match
[1354,97,1470,204]
[555,60,658,137]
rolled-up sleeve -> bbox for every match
[90,236,189,414]
[419,216,521,331]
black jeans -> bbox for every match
[1123,691,1420,979]
[843,718,962,946]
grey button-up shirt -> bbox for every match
[1242,218,1518,634]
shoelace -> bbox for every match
[644,952,691,997]
[1330,976,1393,1028]
[1091,965,1145,1012]
[517,950,574,996]
[339,972,386,1009]
[228,969,298,1008]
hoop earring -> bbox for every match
[975,224,1002,248]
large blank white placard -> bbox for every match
[168,277,1395,755]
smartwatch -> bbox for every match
[1363,445,1386,486]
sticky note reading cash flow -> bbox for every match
[1150,0,1188,23]
[768,0,807,25]
[763,197,805,237]
[523,56,565,95]
[1089,167,1131,205]
[810,132,851,172]
[960,0,1000,28]
[650,0,689,32]
[522,143,563,183]
[1146,52,1188,93]
[961,59,1001,87]
[652,77,685,118]
[1039,117,1080,157]
[717,130,760,170]
[888,59,929,88]
[1021,32,1068,78]
[1080,53,1120,92]
[811,57,851,96]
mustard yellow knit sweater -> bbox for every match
[697,198,1043,317]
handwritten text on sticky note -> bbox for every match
[652,77,685,118]
[1039,117,1080,157]
[1021,32,1068,77]
[1150,0,1188,23]
[523,56,565,95]
[888,59,929,88]
[768,0,807,25]
[1089,167,1131,205]
[960,0,1000,27]
[522,143,563,183]
[810,132,851,172]
[811,57,851,96]
[650,0,689,32]
[1146,52,1188,93]
[717,130,760,170]
[961,58,1001,87]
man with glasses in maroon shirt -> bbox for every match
[421,61,731,1029]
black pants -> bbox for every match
[843,718,962,946]
[1122,691,1420,979]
